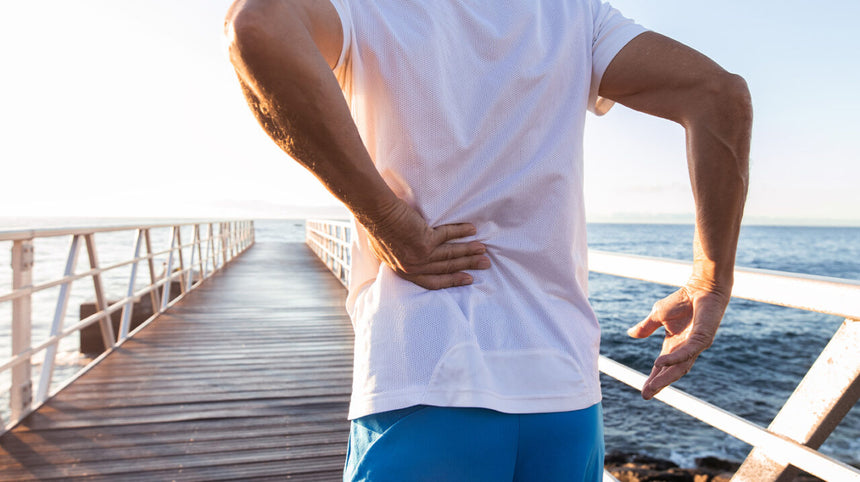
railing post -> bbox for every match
[119,230,145,341]
[160,227,178,312]
[211,223,218,270]
[220,223,228,267]
[84,234,116,350]
[10,239,34,421]
[733,318,860,481]
[144,229,161,310]
[229,222,236,258]
[175,226,186,294]
[187,224,200,288]
[36,235,82,404]
[224,222,231,260]
[203,223,212,276]
[339,225,344,280]
[229,222,235,258]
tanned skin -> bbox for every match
[600,32,751,398]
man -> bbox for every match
[224,0,751,480]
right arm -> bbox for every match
[598,32,752,399]
[224,0,490,289]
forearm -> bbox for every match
[599,32,752,289]
[683,76,752,291]
[225,2,398,225]
[602,32,753,397]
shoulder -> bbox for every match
[225,0,344,69]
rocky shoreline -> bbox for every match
[604,451,826,482]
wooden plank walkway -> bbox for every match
[0,242,354,481]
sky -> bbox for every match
[1,0,858,225]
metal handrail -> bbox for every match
[589,250,860,320]
[1,220,255,434]
[306,219,351,287]
[0,271,185,375]
[599,356,859,481]
[304,218,860,482]
[0,242,205,305]
[0,219,252,242]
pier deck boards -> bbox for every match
[0,242,354,481]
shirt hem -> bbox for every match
[347,389,602,420]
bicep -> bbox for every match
[597,31,733,124]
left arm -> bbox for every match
[598,31,752,399]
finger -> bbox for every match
[641,362,692,400]
[627,316,663,338]
[433,223,478,243]
[404,272,474,290]
[427,241,486,263]
[407,254,491,275]
[654,339,707,368]
[639,363,663,400]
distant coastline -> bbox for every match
[2,214,860,231]
[586,212,860,227]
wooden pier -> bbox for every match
[2,220,859,481]
[0,242,354,481]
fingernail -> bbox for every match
[477,258,491,269]
[459,275,474,286]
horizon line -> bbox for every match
[1,214,859,229]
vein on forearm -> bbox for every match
[684,84,752,285]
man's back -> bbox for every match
[225,0,751,477]
[333,0,646,420]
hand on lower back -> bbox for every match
[626,282,730,399]
[363,198,491,290]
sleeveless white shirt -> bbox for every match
[328,0,646,419]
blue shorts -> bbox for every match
[344,403,604,481]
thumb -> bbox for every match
[627,316,662,339]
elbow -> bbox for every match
[686,71,752,133]
[687,72,753,186]
[719,73,752,185]
[224,2,269,62]
[721,73,753,135]
[224,1,319,78]
[225,1,300,66]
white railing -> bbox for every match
[305,219,860,482]
[0,220,255,433]
[590,251,860,481]
[306,219,351,287]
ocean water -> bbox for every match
[587,223,859,468]
[0,219,857,469]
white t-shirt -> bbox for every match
[328,0,646,420]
